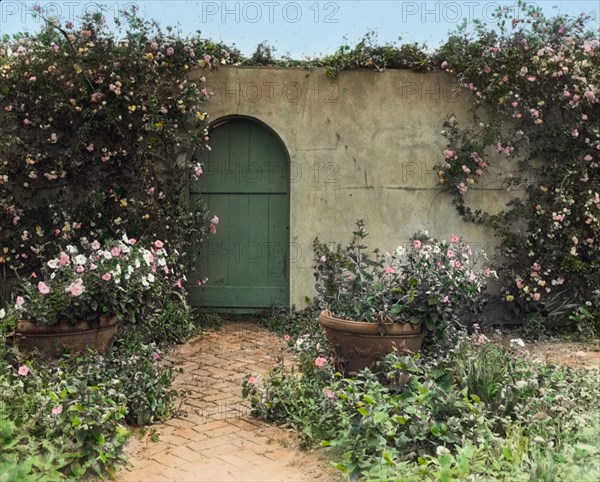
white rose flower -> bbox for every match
[74,254,87,265]
[0,308,5,319]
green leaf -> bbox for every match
[382,450,394,465]
[357,407,369,416]
[363,395,376,405]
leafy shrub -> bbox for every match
[0,330,177,480]
[246,333,600,480]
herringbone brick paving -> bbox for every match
[118,322,337,482]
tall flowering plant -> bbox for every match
[313,221,495,336]
[0,236,177,326]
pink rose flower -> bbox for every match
[154,240,164,249]
[454,260,462,269]
[16,296,25,306]
[325,389,335,399]
[59,252,70,266]
[38,282,50,294]
[450,234,460,243]
[412,240,422,250]
[18,365,29,376]
[69,282,84,297]
[314,356,327,367]
[52,405,63,415]
[385,266,396,274]
[320,255,327,262]
[152,352,161,360]
[284,335,291,342]
[102,273,112,281]
[248,376,257,384]
[209,224,217,234]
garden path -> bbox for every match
[118,322,336,482]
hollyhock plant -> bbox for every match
[313,221,494,336]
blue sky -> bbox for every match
[1,1,598,57]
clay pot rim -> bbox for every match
[320,309,422,326]
[319,310,423,335]
[16,313,119,333]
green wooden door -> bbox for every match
[190,119,289,311]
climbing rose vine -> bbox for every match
[436,1,599,328]
[0,8,223,298]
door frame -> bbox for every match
[192,115,292,312]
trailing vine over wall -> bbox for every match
[0,8,223,300]
[435,1,599,331]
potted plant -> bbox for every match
[0,235,175,356]
[313,221,495,373]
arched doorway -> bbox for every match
[189,117,289,311]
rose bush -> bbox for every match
[312,221,495,337]
[0,236,177,328]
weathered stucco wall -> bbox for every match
[190,67,513,308]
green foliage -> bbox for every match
[0,6,214,302]
[312,221,494,338]
[0,330,177,479]
[320,32,431,78]
[248,335,600,481]
[435,1,600,331]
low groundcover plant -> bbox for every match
[245,328,600,481]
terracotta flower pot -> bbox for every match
[14,314,119,357]
[319,310,425,374]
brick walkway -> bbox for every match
[118,322,337,482]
